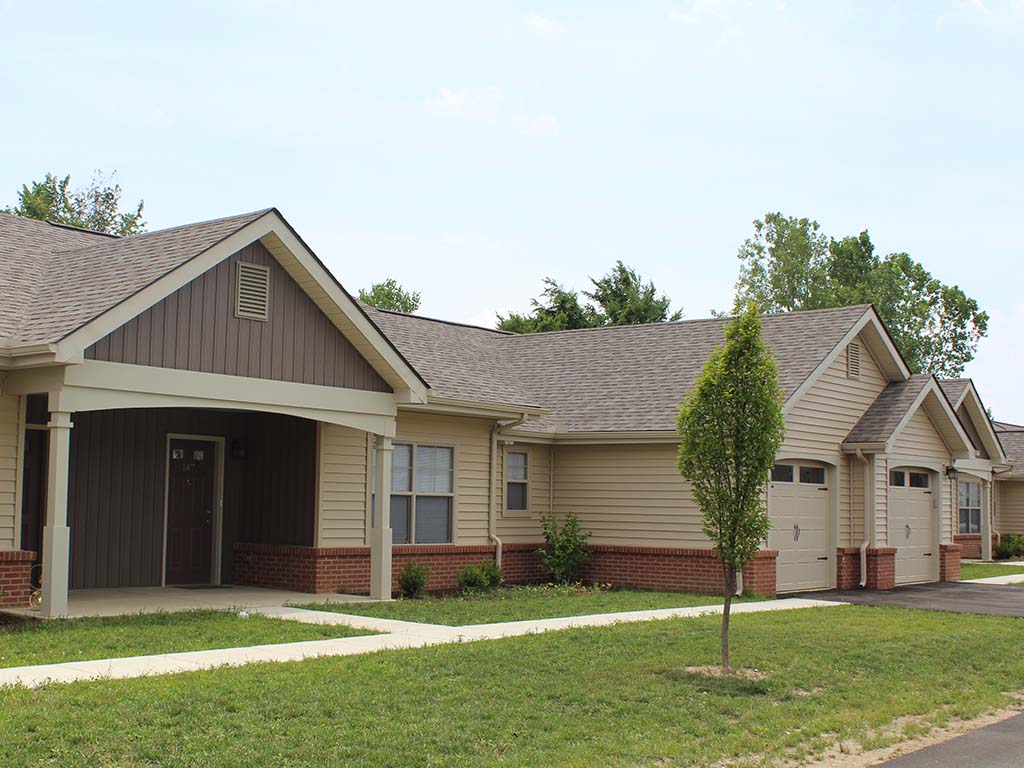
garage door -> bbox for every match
[889,469,935,585]
[768,462,831,592]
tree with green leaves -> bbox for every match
[734,213,988,377]
[676,305,785,674]
[498,261,680,333]
[3,171,145,235]
[358,279,422,313]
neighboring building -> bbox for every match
[0,209,992,616]
[993,421,1024,545]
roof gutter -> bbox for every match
[488,412,530,567]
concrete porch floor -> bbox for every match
[3,586,373,619]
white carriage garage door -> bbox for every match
[768,462,831,593]
[888,469,935,585]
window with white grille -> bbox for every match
[235,262,270,321]
[847,341,861,379]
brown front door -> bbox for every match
[165,438,218,585]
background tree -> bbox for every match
[358,279,422,313]
[498,261,680,333]
[4,171,145,235]
[734,213,988,377]
[676,305,785,674]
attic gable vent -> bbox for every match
[235,262,270,321]
[847,341,861,379]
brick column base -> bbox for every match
[836,547,862,589]
[864,547,896,590]
[939,543,962,581]
[0,550,36,608]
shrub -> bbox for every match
[536,511,591,584]
[996,534,1024,559]
[457,559,504,593]
[398,561,430,598]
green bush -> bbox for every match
[457,559,504,593]
[536,511,592,584]
[995,534,1024,559]
[398,561,430,598]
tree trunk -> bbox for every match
[721,563,735,674]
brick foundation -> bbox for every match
[953,534,997,560]
[864,547,896,590]
[836,547,862,589]
[939,543,962,582]
[233,542,778,596]
[580,545,778,597]
[0,550,35,608]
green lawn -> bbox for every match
[0,610,374,669]
[302,585,759,625]
[1,606,1023,766]
[961,562,1024,580]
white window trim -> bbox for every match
[505,448,530,515]
[371,441,457,545]
[958,479,982,535]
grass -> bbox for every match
[301,584,760,625]
[1,606,1023,766]
[960,562,1024,580]
[0,610,375,669]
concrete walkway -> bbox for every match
[873,712,1024,767]
[0,597,839,688]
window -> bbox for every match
[799,466,826,485]
[771,464,794,483]
[959,480,982,534]
[889,470,906,487]
[506,451,529,511]
[908,472,930,489]
[372,443,454,544]
[847,341,861,379]
[235,262,271,320]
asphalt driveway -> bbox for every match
[797,581,1024,617]
[873,713,1024,767]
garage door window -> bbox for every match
[771,464,794,482]
[958,480,982,534]
[908,472,929,489]
[799,466,825,485]
[890,470,906,487]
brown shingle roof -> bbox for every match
[995,421,1024,479]
[372,304,873,433]
[0,210,270,344]
[843,374,932,445]
[939,378,970,407]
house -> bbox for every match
[0,208,995,617]
[992,421,1024,545]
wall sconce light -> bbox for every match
[944,465,959,480]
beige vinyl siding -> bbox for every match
[395,412,494,545]
[495,442,550,544]
[316,424,370,547]
[889,408,954,543]
[0,393,20,549]
[875,454,889,543]
[847,454,865,546]
[551,443,706,547]
[997,480,1024,535]
[782,335,888,547]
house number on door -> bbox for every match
[793,524,801,542]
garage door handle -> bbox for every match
[924,552,932,557]
[816,556,829,561]
[818,487,828,491]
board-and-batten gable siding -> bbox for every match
[0,393,20,549]
[888,407,955,544]
[997,481,1024,535]
[494,441,550,544]
[85,241,391,393]
[781,334,889,548]
[316,424,370,547]
[552,443,707,548]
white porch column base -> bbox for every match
[42,410,73,619]
[370,436,393,600]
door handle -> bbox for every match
[793,524,801,542]
[816,556,829,561]
[905,524,912,539]
[923,552,932,557]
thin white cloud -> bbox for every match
[425,87,503,122]
[669,0,730,25]
[523,114,559,138]
[525,13,561,39]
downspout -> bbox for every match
[488,413,529,567]
[855,449,872,588]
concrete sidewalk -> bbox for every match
[0,597,840,688]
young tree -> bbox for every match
[498,263,681,333]
[4,171,145,235]
[358,279,422,313]
[676,305,785,674]
[734,213,988,377]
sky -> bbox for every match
[2,1,1022,418]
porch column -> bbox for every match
[370,436,393,600]
[41,410,73,618]
[981,478,993,561]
